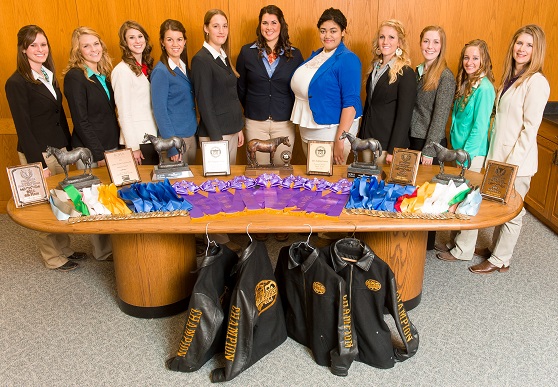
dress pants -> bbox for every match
[19,150,74,269]
[244,118,295,165]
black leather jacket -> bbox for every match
[323,238,419,369]
[166,244,238,372]
[275,241,358,376]
[211,240,287,382]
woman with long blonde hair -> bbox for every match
[359,19,416,164]
[111,20,158,165]
[469,25,550,274]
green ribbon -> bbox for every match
[63,184,90,216]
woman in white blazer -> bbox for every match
[111,21,158,165]
[469,25,550,274]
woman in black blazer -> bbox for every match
[359,19,416,164]
[62,26,115,261]
[236,5,303,166]
[63,26,119,168]
[5,25,86,271]
[191,9,244,165]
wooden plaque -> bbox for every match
[6,163,49,208]
[104,148,141,186]
[306,141,334,176]
[202,140,230,176]
[480,160,518,203]
[387,148,421,185]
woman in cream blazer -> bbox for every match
[469,25,550,274]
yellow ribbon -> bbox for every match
[97,184,132,215]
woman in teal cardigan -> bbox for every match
[449,39,495,171]
[436,39,496,263]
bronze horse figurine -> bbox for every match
[425,142,471,177]
[246,136,291,167]
[45,146,93,178]
[339,131,382,164]
[143,133,186,165]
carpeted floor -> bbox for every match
[1,212,557,386]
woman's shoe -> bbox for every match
[474,247,492,259]
[469,260,509,274]
[55,261,79,272]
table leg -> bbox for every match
[358,231,427,310]
[112,234,196,318]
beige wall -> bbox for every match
[0,0,556,210]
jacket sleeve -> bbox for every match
[64,70,106,162]
[111,64,137,150]
[5,77,47,168]
[191,53,222,141]
[151,65,181,157]
[505,74,550,168]
[464,79,495,158]
[387,66,417,153]
[329,281,358,376]
[337,52,363,114]
[236,47,247,109]
[423,70,456,156]
[385,270,419,361]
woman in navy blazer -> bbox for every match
[236,5,303,166]
[191,9,244,166]
[151,19,197,163]
[290,8,362,165]
[359,20,416,165]
[63,26,114,261]
[5,25,86,271]
[63,27,119,167]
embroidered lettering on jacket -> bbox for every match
[176,308,203,357]
[224,305,241,361]
[255,280,278,315]
[342,295,353,348]
[396,292,413,342]
[365,279,381,291]
[313,281,326,295]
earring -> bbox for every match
[395,47,403,57]
[161,46,165,51]
[375,48,381,55]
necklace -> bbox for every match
[40,68,50,82]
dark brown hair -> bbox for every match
[118,20,154,77]
[159,19,189,76]
[255,5,294,60]
[16,25,57,86]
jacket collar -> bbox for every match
[193,243,226,272]
[288,241,320,272]
[329,238,376,272]
[308,41,348,85]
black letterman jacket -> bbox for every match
[274,242,358,376]
[166,244,238,372]
[323,238,419,369]
[211,240,287,383]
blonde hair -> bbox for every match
[63,26,112,80]
[203,9,238,77]
[419,26,449,91]
[368,19,411,84]
[455,39,495,110]
[499,24,546,91]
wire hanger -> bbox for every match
[246,223,253,243]
[205,223,218,256]
[303,224,313,248]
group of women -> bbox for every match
[5,6,549,273]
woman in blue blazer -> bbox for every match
[359,20,416,165]
[5,25,86,271]
[290,8,362,165]
[236,5,303,166]
[151,19,197,163]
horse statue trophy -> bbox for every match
[142,133,193,180]
[245,136,293,176]
[424,142,471,184]
[45,146,100,189]
[339,131,383,178]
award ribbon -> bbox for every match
[63,184,90,216]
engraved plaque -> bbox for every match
[7,163,49,208]
[202,140,230,177]
[104,148,141,186]
[480,161,518,203]
[306,141,334,176]
[387,148,421,185]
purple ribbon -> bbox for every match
[280,174,308,189]
[303,178,332,192]
[255,173,282,188]
[173,180,217,217]
[200,178,229,193]
[227,175,256,190]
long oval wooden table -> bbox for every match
[7,165,522,318]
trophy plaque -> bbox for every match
[7,163,49,208]
[339,131,384,178]
[387,148,421,185]
[143,134,193,181]
[202,140,231,177]
[306,141,334,176]
[104,148,141,186]
[44,145,101,190]
[480,161,518,203]
[245,136,293,176]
